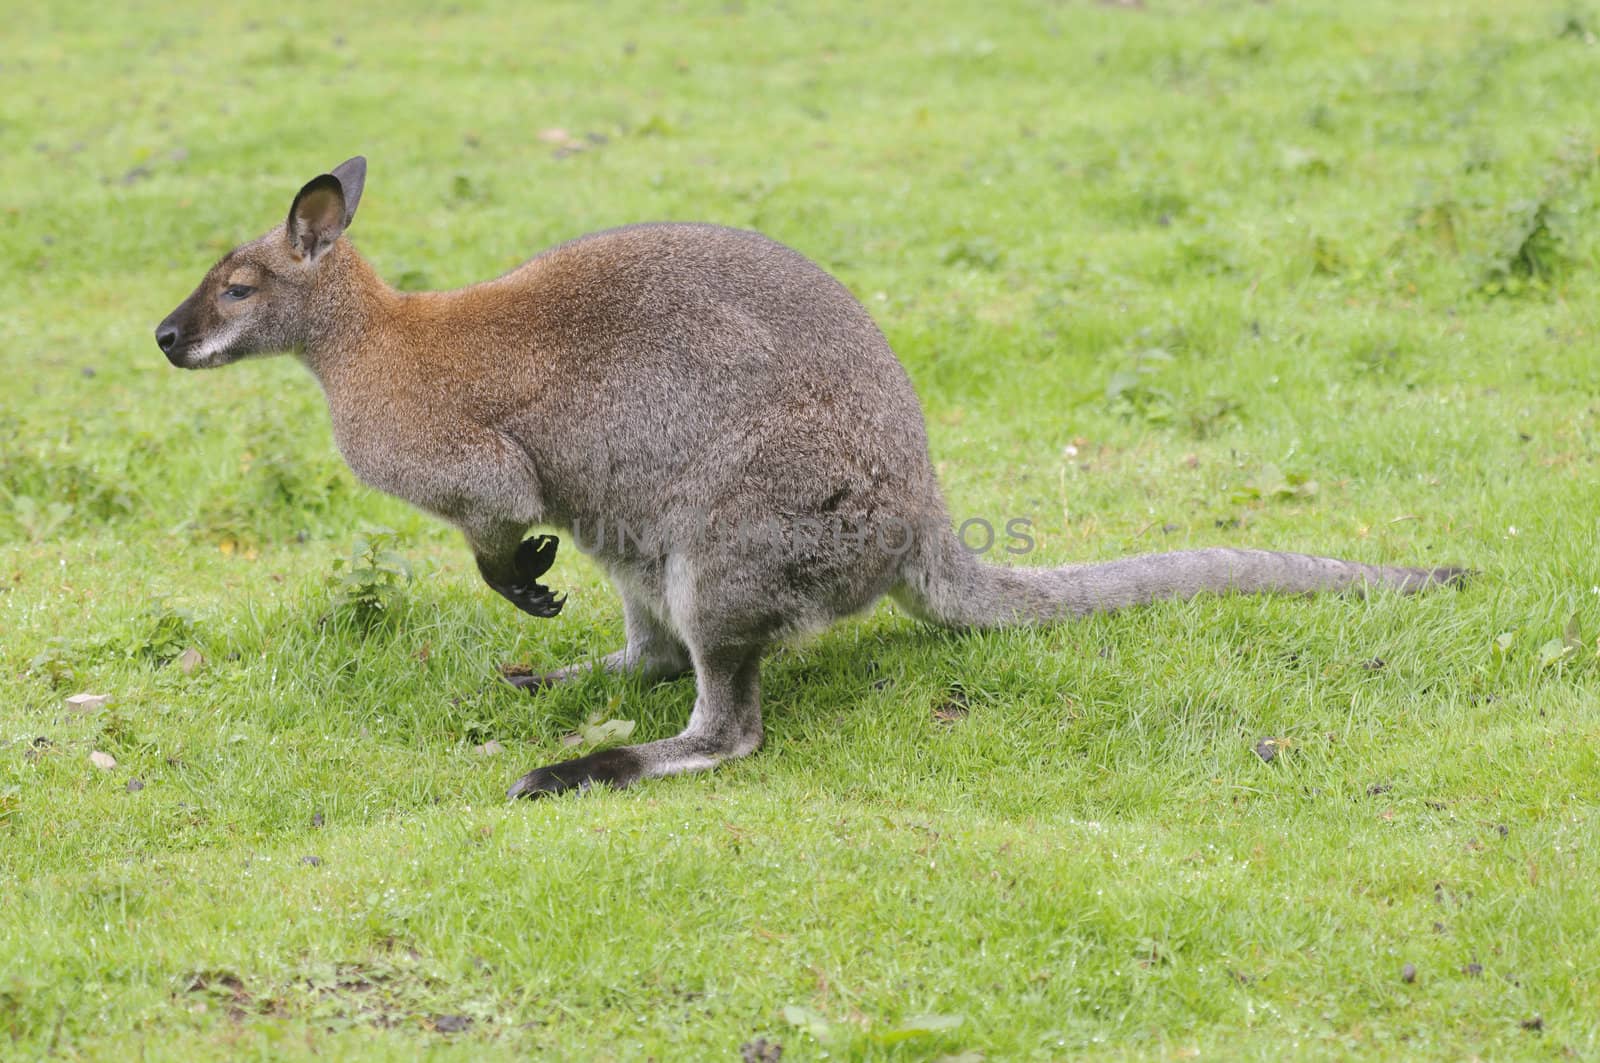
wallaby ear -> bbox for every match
[286,173,347,263]
[330,155,366,226]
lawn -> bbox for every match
[3,0,1599,1058]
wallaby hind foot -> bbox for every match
[508,643,763,798]
[500,648,694,692]
[1421,566,1474,589]
[501,584,693,692]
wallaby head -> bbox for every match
[154,156,367,369]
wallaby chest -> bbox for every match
[322,378,541,531]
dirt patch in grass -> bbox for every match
[179,956,499,1036]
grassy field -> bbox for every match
[4,0,1600,1058]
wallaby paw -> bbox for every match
[506,748,643,799]
[516,534,559,581]
[484,535,564,618]
[503,582,566,619]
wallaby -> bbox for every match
[156,157,1466,799]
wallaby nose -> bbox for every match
[155,324,180,354]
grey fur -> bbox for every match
[156,160,1467,799]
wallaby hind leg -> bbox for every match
[504,589,692,692]
[507,643,764,798]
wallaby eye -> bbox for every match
[222,284,256,302]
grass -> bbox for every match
[3,0,1600,1057]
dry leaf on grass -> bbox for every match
[572,717,636,747]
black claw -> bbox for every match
[516,534,559,581]
[490,580,565,619]
[506,748,644,799]
[487,535,564,618]
[518,586,566,618]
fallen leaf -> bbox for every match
[89,750,116,770]
[576,717,636,746]
[474,740,504,756]
[65,693,110,713]
[782,1005,834,1042]
[178,648,203,674]
[871,1013,964,1045]
[1537,636,1573,669]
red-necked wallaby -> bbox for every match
[156,157,1467,799]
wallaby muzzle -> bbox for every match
[154,290,205,368]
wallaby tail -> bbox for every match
[895,529,1469,630]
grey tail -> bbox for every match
[896,528,1469,630]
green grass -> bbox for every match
[4,0,1600,1058]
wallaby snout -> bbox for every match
[155,282,240,369]
[154,290,208,368]
[154,321,180,357]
